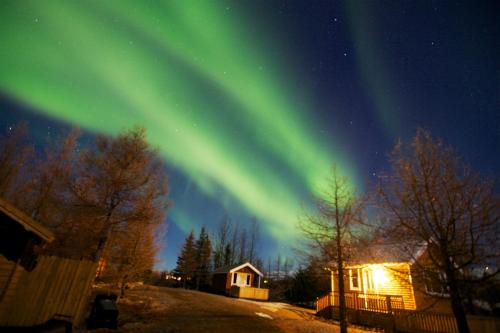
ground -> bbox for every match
[89,285,372,333]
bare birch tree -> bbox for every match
[71,126,168,262]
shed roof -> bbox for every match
[213,262,263,277]
[0,197,54,243]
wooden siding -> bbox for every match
[0,255,97,327]
[337,263,416,310]
[0,256,24,319]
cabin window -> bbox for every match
[424,271,449,297]
[246,275,251,286]
[349,269,361,291]
[233,273,237,284]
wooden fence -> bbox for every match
[0,256,97,327]
[229,286,269,301]
[394,310,458,333]
[317,292,500,333]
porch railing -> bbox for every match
[316,291,404,313]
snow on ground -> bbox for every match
[255,312,274,319]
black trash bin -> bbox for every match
[87,293,119,329]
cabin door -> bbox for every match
[235,273,251,287]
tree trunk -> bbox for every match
[337,263,348,333]
[120,277,127,298]
[335,192,348,333]
[92,209,116,262]
[445,262,470,333]
[449,280,470,333]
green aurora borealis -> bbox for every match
[0,1,360,243]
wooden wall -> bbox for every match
[0,255,97,327]
[335,263,417,310]
[0,256,24,319]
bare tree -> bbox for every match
[71,126,168,262]
[299,165,366,333]
[104,221,161,297]
[283,257,293,277]
[0,123,33,199]
[276,254,282,280]
[247,217,259,263]
[0,124,169,285]
[26,129,80,224]
[377,129,499,333]
[213,214,231,269]
[230,223,239,265]
[238,228,247,264]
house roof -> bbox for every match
[0,197,54,243]
[346,242,427,266]
[213,262,264,277]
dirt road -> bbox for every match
[105,285,368,333]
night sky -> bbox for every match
[1,1,498,270]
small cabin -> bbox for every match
[212,262,269,301]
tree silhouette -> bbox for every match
[377,129,500,333]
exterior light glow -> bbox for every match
[371,265,389,287]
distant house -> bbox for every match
[212,262,269,301]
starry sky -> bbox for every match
[1,1,499,270]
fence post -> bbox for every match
[386,295,392,313]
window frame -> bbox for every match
[349,268,361,291]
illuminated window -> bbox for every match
[349,269,361,291]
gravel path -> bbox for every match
[90,285,371,333]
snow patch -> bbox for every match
[255,312,273,320]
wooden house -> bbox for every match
[0,198,55,309]
[212,262,269,300]
[318,244,459,314]
[334,262,417,311]
[317,245,500,333]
